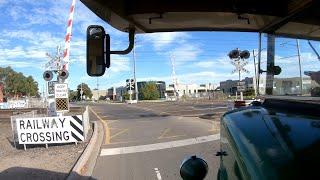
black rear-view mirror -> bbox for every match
[86,25,110,76]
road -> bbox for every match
[89,101,227,180]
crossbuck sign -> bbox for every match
[16,115,84,144]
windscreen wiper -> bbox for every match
[308,40,320,61]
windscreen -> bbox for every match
[258,37,320,97]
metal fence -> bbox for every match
[0,98,46,109]
[25,98,46,108]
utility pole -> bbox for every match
[42,84,45,107]
[237,59,242,101]
[257,33,262,96]
[57,46,62,83]
[265,34,275,95]
[96,78,99,101]
[80,82,83,101]
[252,50,257,96]
[170,53,178,100]
[280,40,304,95]
[133,38,138,101]
[45,83,47,103]
[296,39,303,95]
[129,79,132,101]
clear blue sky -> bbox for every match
[0,0,319,93]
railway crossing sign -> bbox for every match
[16,115,84,144]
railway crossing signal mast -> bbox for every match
[228,49,250,100]
[43,0,77,116]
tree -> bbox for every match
[123,93,130,100]
[140,81,160,100]
[0,66,39,99]
[69,90,78,101]
[24,76,39,97]
[311,87,320,97]
[243,89,255,96]
[77,83,93,100]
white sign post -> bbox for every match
[16,115,84,145]
[47,98,57,117]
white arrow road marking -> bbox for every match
[100,134,220,156]
[154,168,162,180]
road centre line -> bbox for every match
[100,134,220,156]
[154,168,162,180]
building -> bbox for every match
[243,77,254,91]
[166,83,215,98]
[251,76,313,95]
[107,87,116,100]
[92,89,107,101]
[137,81,166,100]
[116,86,127,101]
[219,80,238,95]
[220,77,254,95]
[273,77,312,95]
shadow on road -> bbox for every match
[139,113,169,118]
[198,113,224,120]
[0,167,96,180]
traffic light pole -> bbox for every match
[296,39,303,95]
[129,80,132,101]
[133,38,138,101]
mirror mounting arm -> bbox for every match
[110,28,135,55]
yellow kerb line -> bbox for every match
[89,107,110,144]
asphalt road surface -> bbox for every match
[89,101,227,180]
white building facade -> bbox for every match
[166,83,215,98]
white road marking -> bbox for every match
[154,168,162,180]
[100,134,220,156]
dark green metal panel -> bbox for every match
[219,104,320,179]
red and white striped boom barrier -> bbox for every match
[62,0,76,71]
